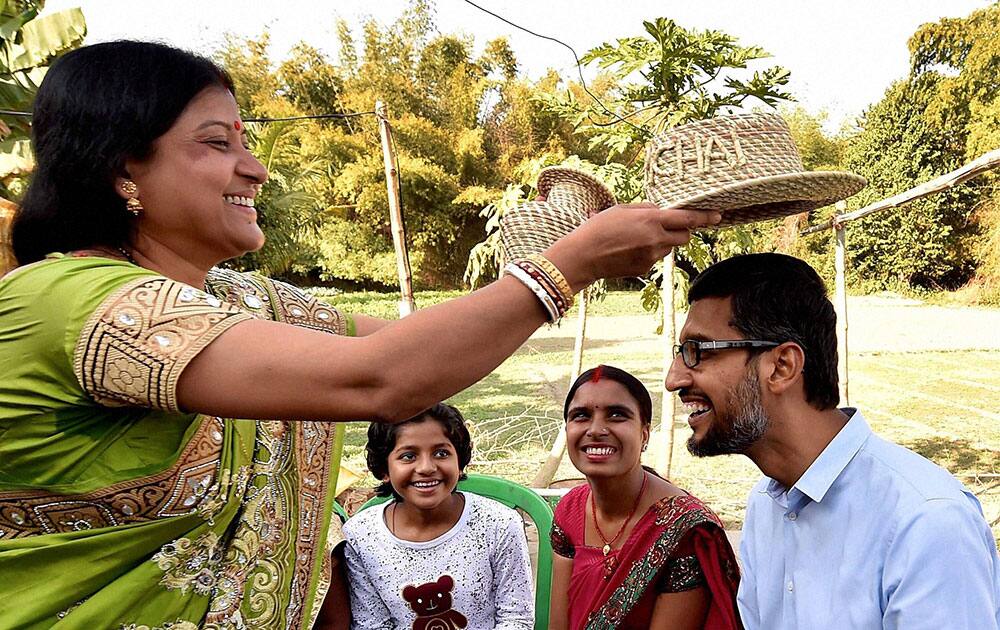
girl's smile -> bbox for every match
[385,419,462,514]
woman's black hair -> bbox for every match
[563,364,654,425]
[12,40,235,263]
[366,403,474,500]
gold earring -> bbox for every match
[121,180,142,216]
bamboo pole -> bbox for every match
[798,149,1000,405]
[329,423,346,499]
[376,100,416,317]
[833,202,850,406]
[654,252,677,476]
[531,291,589,488]
[801,147,1000,236]
[0,198,16,276]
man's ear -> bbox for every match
[763,341,805,396]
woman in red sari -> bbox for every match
[549,365,741,630]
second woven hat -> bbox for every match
[643,112,866,226]
[500,167,616,261]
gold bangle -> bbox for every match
[526,254,574,309]
[514,260,569,314]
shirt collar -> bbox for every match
[787,408,871,503]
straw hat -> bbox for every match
[500,167,616,260]
[644,112,866,226]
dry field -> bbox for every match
[328,291,1000,542]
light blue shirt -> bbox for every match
[738,409,1000,629]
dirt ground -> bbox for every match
[532,293,1000,353]
[518,294,1000,547]
[831,294,1000,352]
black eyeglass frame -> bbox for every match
[673,339,780,368]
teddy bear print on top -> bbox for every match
[343,493,534,629]
[402,575,468,630]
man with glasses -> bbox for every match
[665,252,1000,629]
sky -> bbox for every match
[43,0,991,131]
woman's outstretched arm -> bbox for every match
[176,205,720,422]
[351,314,391,337]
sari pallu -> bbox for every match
[551,486,741,630]
[0,259,352,629]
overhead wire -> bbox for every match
[242,111,377,123]
[458,0,650,137]
[0,109,380,123]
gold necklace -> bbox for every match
[591,471,648,556]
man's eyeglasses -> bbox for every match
[673,339,780,368]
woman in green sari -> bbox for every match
[0,41,720,629]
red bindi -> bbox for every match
[234,120,242,131]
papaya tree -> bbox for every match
[467,17,794,309]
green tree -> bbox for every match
[908,2,1000,160]
[219,0,600,288]
[576,18,790,154]
[0,0,86,199]
[818,76,976,290]
[781,106,845,171]
[814,3,999,292]
[467,17,794,307]
[908,2,1000,299]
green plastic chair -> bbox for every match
[357,473,554,630]
[330,423,349,523]
[332,499,349,523]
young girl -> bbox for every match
[342,403,534,630]
[549,365,741,630]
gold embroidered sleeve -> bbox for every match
[269,278,348,335]
[73,277,252,412]
[202,267,349,335]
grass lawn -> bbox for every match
[318,290,1000,542]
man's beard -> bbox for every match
[687,361,770,457]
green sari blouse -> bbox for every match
[0,255,355,629]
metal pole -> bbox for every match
[376,100,416,317]
[531,291,589,488]
[833,201,850,406]
[655,252,677,476]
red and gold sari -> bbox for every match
[552,484,741,630]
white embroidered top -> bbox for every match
[342,492,535,630]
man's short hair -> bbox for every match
[687,253,839,410]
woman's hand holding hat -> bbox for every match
[500,166,721,295]
[544,202,722,294]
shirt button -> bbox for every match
[787,512,797,521]
[787,580,794,592]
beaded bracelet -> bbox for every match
[525,254,573,308]
[504,263,561,322]
[512,260,570,314]
[503,254,575,323]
